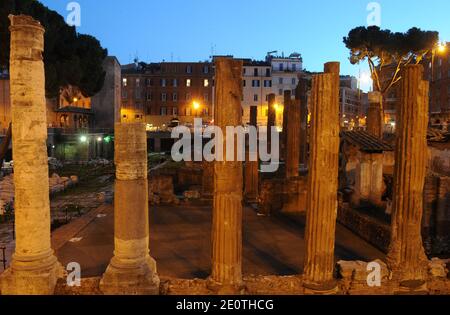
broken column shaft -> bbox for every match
[100,122,159,295]
[303,62,340,293]
[0,15,61,295]
[244,106,259,203]
[209,57,244,293]
[367,92,383,138]
[387,65,429,290]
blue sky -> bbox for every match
[40,0,450,91]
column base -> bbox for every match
[100,256,160,295]
[395,280,428,295]
[0,252,62,295]
[303,279,339,295]
[206,278,246,295]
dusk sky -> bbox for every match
[40,0,450,91]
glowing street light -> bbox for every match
[79,135,87,143]
[437,42,447,54]
[193,101,200,110]
[97,136,103,142]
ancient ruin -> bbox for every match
[0,9,449,299]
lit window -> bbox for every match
[122,78,127,87]
[186,79,191,87]
[204,79,209,87]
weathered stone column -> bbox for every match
[209,57,244,294]
[285,98,300,179]
[244,106,259,203]
[367,91,383,138]
[267,94,276,149]
[387,65,429,291]
[282,90,290,161]
[303,62,340,294]
[296,78,309,168]
[100,122,159,295]
[0,15,61,295]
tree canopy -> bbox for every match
[0,0,107,98]
[343,26,439,94]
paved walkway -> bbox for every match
[55,202,385,279]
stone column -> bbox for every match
[367,92,383,138]
[354,152,384,207]
[285,98,300,179]
[387,65,429,291]
[303,62,340,293]
[0,15,61,295]
[296,78,309,168]
[267,93,276,149]
[369,153,384,206]
[100,122,159,295]
[244,106,259,203]
[282,90,290,161]
[209,57,244,294]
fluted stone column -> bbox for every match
[267,94,276,149]
[296,78,309,168]
[209,57,244,294]
[387,65,429,291]
[244,106,259,203]
[367,91,383,138]
[0,15,62,295]
[100,123,159,295]
[303,62,340,293]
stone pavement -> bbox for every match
[54,201,385,279]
